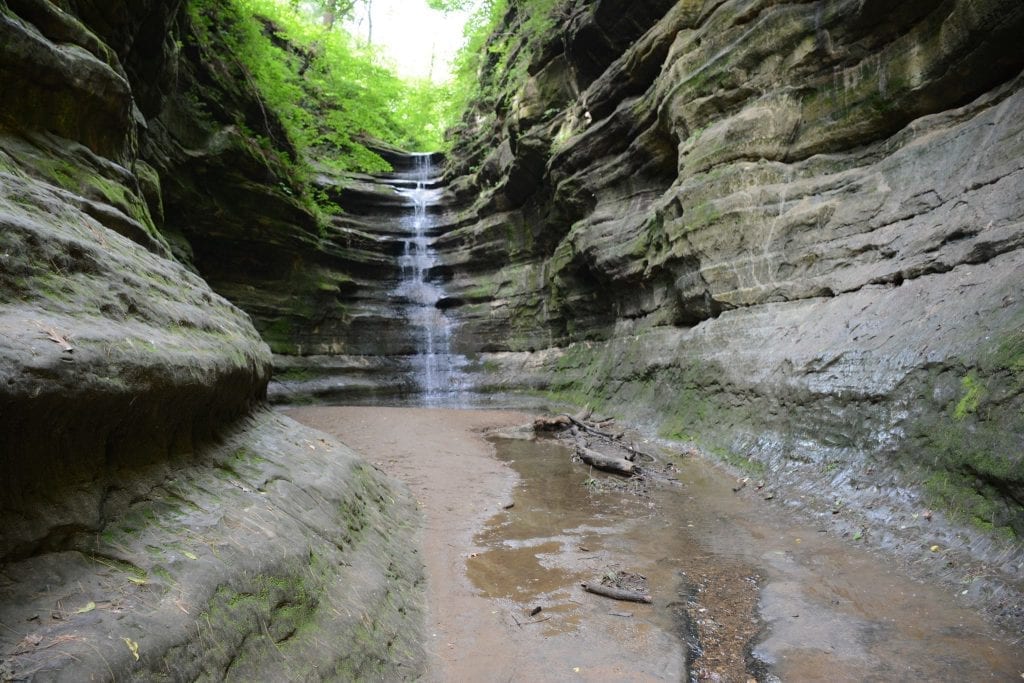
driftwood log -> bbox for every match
[534,414,572,431]
[576,446,635,476]
[581,582,652,603]
[533,411,627,441]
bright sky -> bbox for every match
[348,0,475,82]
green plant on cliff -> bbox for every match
[435,0,569,138]
[188,0,443,177]
[913,354,1024,539]
[954,372,986,419]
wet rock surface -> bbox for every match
[267,0,1024,627]
[2,0,1023,676]
[390,0,1024,627]
[0,410,424,681]
[0,1,427,677]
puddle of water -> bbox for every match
[467,437,717,680]
[468,436,1024,681]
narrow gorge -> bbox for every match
[1,0,1022,679]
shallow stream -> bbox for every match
[470,434,1023,681]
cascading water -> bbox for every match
[394,153,468,404]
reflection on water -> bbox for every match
[467,436,1024,681]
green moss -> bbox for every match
[464,279,497,301]
[991,329,1024,386]
[954,372,985,420]
[536,387,604,412]
[909,359,1023,540]
[260,318,298,353]
[657,387,712,442]
[924,471,1017,539]
[679,200,722,235]
[201,570,319,643]
[687,125,707,144]
[38,158,151,222]
[718,448,767,476]
[152,566,175,584]
[88,554,149,581]
[50,164,77,189]
[232,447,269,466]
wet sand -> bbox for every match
[284,406,690,681]
[282,407,632,680]
[284,406,1024,682]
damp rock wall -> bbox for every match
[422,0,1024,618]
[0,1,425,677]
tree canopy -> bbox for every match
[187,0,568,181]
[425,0,476,11]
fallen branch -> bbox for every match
[581,582,651,603]
[560,414,619,440]
[577,446,635,476]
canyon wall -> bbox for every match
[0,0,424,677]
[268,2,1024,597]
[2,0,1021,665]
[425,0,1024,618]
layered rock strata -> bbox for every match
[426,0,1024,621]
[0,0,425,676]
[270,0,1024,564]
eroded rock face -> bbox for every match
[0,410,423,681]
[263,1,1024,574]
[420,0,1023,619]
[0,139,268,559]
[0,1,425,675]
[440,0,1024,346]
[137,9,443,362]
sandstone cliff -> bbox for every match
[267,2,1024,589]
[0,0,424,677]
[425,0,1024,621]
[2,0,1023,672]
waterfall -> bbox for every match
[395,153,466,404]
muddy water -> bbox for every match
[465,437,693,681]
[471,436,1024,681]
